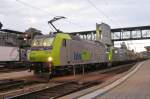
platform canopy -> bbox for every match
[145,46,150,51]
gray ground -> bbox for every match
[0,70,33,80]
[96,60,150,99]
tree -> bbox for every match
[22,28,43,47]
[25,28,42,39]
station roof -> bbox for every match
[70,25,150,35]
[0,29,24,34]
[145,46,150,51]
[111,25,150,32]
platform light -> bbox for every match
[33,43,36,46]
[25,34,28,37]
[24,38,27,41]
[48,57,53,62]
[28,17,36,27]
[29,17,36,24]
[43,42,47,46]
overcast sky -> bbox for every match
[0,0,150,52]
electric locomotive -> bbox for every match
[28,31,109,76]
[27,17,139,78]
[27,17,109,77]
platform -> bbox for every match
[0,70,33,80]
[80,60,150,99]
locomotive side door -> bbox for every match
[60,39,69,66]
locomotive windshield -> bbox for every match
[32,37,54,47]
[32,39,43,46]
[43,38,54,46]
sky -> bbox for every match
[0,0,150,52]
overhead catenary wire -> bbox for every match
[16,0,55,16]
[85,0,123,46]
[93,0,138,51]
[16,0,121,31]
[16,0,84,30]
[85,0,122,27]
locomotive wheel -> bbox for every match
[33,63,53,80]
[107,62,112,67]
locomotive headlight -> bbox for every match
[48,57,53,62]
[43,42,46,46]
[33,43,36,46]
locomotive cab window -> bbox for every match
[32,39,43,46]
[32,37,54,47]
[43,38,54,46]
[106,47,110,53]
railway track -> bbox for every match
[0,79,39,93]
[0,67,27,73]
[5,63,136,99]
[9,81,100,99]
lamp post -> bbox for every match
[0,22,3,29]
